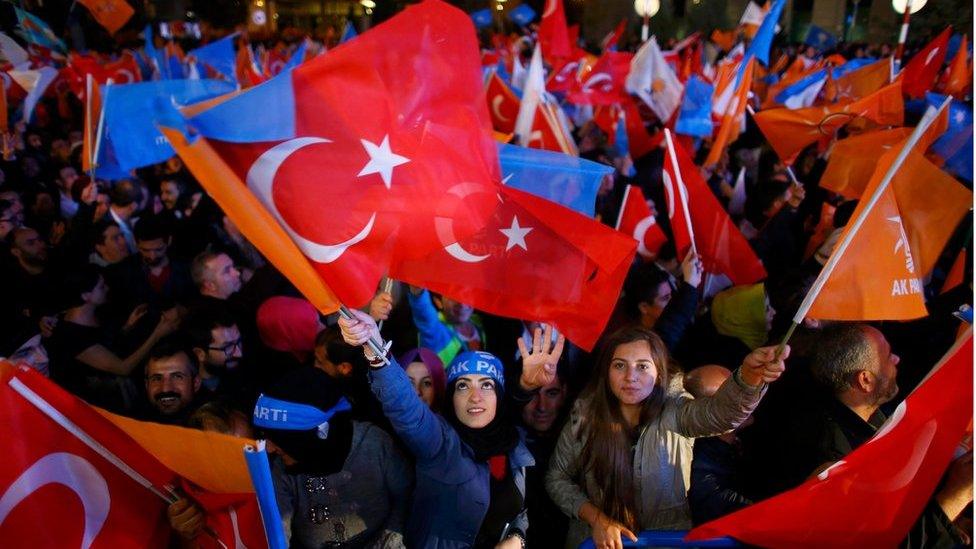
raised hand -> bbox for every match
[518,324,565,391]
[739,345,790,387]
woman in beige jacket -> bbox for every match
[545,326,788,549]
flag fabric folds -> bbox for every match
[705,58,755,167]
[188,33,239,84]
[743,0,786,67]
[498,143,611,217]
[943,34,971,99]
[391,184,636,351]
[687,331,974,548]
[14,7,66,53]
[508,4,537,27]
[168,1,501,309]
[773,68,828,109]
[470,9,493,30]
[626,37,683,123]
[804,24,837,51]
[77,0,134,35]
[820,127,912,199]
[926,93,973,182]
[675,75,714,138]
[486,70,521,134]
[616,184,667,259]
[900,27,952,99]
[665,130,767,284]
[100,79,236,171]
[807,141,972,320]
[753,81,904,164]
[824,57,891,102]
[538,0,572,61]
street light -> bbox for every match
[634,0,660,42]
[891,0,927,14]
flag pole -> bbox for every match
[377,277,394,332]
[893,0,913,73]
[774,96,951,356]
[91,78,113,172]
[338,305,391,365]
[84,74,94,177]
[664,128,698,255]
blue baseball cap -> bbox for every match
[446,351,505,389]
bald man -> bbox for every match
[686,365,754,525]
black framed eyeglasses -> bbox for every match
[208,338,242,355]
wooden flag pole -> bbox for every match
[663,128,698,256]
[774,96,951,357]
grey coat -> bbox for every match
[545,373,765,548]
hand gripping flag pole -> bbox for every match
[774,96,952,357]
[339,305,392,365]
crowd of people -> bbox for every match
[0,12,972,549]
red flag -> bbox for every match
[392,185,636,351]
[688,332,974,548]
[566,51,632,106]
[485,70,521,134]
[601,19,627,51]
[170,1,499,308]
[538,0,572,61]
[900,27,952,99]
[615,184,667,260]
[523,102,578,155]
[664,130,766,284]
[943,34,971,99]
[77,0,134,35]
[594,101,658,160]
[546,56,583,93]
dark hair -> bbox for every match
[578,326,672,530]
[90,219,120,249]
[191,250,223,288]
[183,305,237,350]
[134,215,170,243]
[146,334,199,377]
[110,179,140,207]
[622,263,672,319]
[187,401,238,433]
[812,323,874,394]
[60,264,103,310]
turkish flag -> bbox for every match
[546,56,583,93]
[0,365,172,547]
[593,101,658,161]
[391,185,636,351]
[807,146,972,320]
[664,130,766,284]
[486,70,521,134]
[64,52,141,100]
[687,332,973,548]
[566,51,632,106]
[538,0,572,62]
[172,1,501,308]
[615,184,667,260]
[899,27,952,99]
[753,81,904,164]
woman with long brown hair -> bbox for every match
[546,326,788,548]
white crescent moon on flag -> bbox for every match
[246,137,376,264]
[582,73,613,93]
[115,69,135,83]
[924,48,940,66]
[555,61,578,82]
[491,95,511,122]
[542,0,558,18]
[436,182,491,263]
[662,170,676,220]
[0,452,110,549]
[633,216,658,258]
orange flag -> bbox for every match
[820,127,911,199]
[944,35,971,99]
[159,127,340,314]
[81,74,102,174]
[710,29,737,52]
[807,147,972,320]
[705,58,754,167]
[78,0,134,35]
[762,61,825,108]
[824,57,891,103]
[753,81,903,164]
[940,249,967,295]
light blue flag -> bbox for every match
[284,39,307,71]
[471,9,493,29]
[508,4,536,27]
[830,57,878,79]
[804,24,837,50]
[498,143,612,217]
[189,32,239,83]
[774,68,828,108]
[613,111,637,177]
[101,79,237,171]
[743,0,785,67]
[143,25,168,79]
[925,93,973,183]
[14,7,66,53]
[675,76,714,138]
[341,21,358,44]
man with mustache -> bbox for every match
[142,336,206,425]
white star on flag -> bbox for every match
[500,215,533,251]
[358,135,409,189]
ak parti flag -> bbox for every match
[900,27,952,99]
[807,144,972,320]
[664,130,766,284]
[392,185,636,351]
[824,56,891,102]
[615,184,667,260]
[820,127,912,199]
[688,331,974,549]
[77,0,134,35]
[166,0,500,309]
[753,81,904,164]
